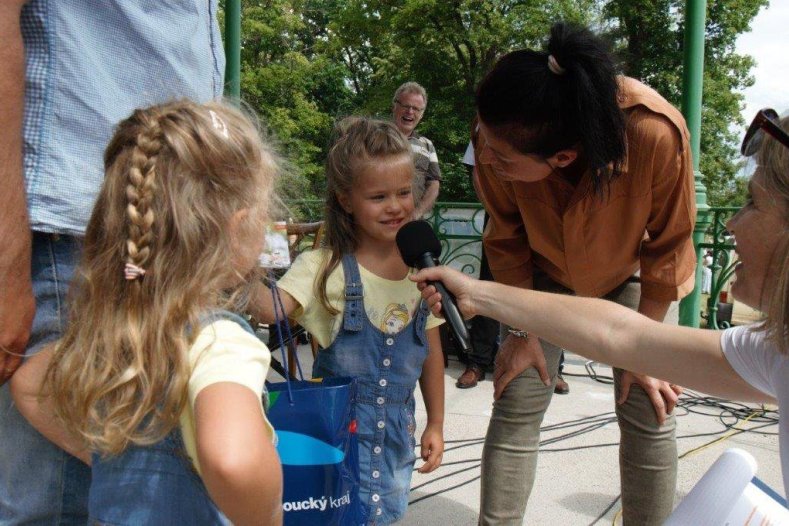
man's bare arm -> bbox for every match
[414,180,439,218]
[0,0,34,384]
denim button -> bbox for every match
[373,446,382,454]
[385,337,394,346]
[377,397,384,405]
[377,421,385,429]
[382,358,391,367]
[372,494,380,502]
[372,470,380,478]
[379,378,387,387]
[376,508,383,515]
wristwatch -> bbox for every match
[507,328,529,339]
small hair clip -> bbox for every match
[209,109,230,138]
[124,263,147,281]
[547,54,566,75]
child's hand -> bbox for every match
[417,422,444,473]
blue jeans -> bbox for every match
[0,233,90,525]
[89,428,227,525]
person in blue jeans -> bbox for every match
[0,2,225,523]
[253,117,445,524]
[11,100,282,524]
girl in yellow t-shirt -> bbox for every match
[254,117,445,524]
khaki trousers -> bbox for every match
[480,278,678,525]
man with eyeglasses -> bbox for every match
[392,81,442,218]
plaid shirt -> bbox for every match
[408,132,442,185]
[21,0,225,235]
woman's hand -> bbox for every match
[493,334,551,400]
[417,422,444,473]
[617,370,683,426]
[410,266,478,320]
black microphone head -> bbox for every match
[396,220,442,267]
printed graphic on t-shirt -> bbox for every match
[381,303,410,334]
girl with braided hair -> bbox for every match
[10,100,282,525]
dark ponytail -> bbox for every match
[476,22,626,195]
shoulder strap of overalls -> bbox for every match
[200,309,257,336]
[340,253,364,332]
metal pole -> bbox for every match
[224,0,241,100]
[678,0,711,327]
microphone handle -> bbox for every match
[431,279,472,353]
[414,253,471,352]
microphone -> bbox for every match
[396,220,471,353]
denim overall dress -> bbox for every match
[312,255,429,525]
[89,311,259,525]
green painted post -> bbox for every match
[224,0,241,101]
[678,0,712,327]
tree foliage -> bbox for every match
[223,0,767,210]
[602,0,768,206]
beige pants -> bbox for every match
[480,277,678,525]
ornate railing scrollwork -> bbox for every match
[699,206,740,329]
[285,200,744,328]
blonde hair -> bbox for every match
[317,117,414,313]
[757,114,789,354]
[45,100,278,455]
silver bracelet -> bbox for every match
[507,328,529,339]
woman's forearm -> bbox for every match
[475,281,635,362]
[473,281,768,401]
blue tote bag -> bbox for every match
[266,283,365,525]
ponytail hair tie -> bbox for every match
[124,263,147,280]
[547,55,566,75]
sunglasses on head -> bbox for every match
[741,108,789,157]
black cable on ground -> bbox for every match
[407,364,779,514]
[410,464,481,493]
[588,495,621,526]
[409,473,482,505]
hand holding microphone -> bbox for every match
[396,220,472,353]
[411,267,478,321]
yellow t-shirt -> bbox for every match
[277,248,443,349]
[180,319,276,475]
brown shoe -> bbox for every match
[554,374,569,395]
[456,364,485,389]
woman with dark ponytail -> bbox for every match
[472,23,696,525]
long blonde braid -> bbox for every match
[125,113,163,277]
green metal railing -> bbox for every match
[699,207,740,329]
[224,1,241,101]
[286,200,742,328]
[426,203,487,274]
[287,200,487,276]
[677,0,711,328]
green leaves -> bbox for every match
[604,0,768,205]
[222,0,767,207]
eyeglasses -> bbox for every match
[395,100,425,114]
[741,108,789,157]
